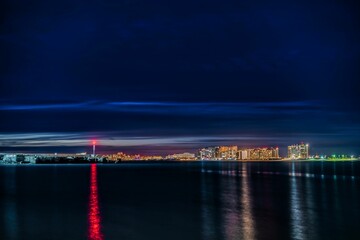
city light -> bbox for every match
[0,142,358,164]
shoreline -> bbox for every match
[1,158,359,165]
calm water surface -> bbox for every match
[1,161,360,240]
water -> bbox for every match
[1,161,360,240]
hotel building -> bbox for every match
[287,143,309,159]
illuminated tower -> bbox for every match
[92,140,96,157]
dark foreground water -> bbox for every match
[1,161,360,240]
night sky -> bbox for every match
[1,0,360,156]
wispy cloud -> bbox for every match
[0,132,279,148]
[0,102,92,110]
[1,130,359,155]
[0,100,324,116]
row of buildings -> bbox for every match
[0,153,105,164]
[197,143,309,160]
[0,143,311,164]
[197,146,280,160]
[105,152,197,161]
[165,152,196,160]
[104,152,163,161]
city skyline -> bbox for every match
[1,0,360,155]
[1,140,357,159]
[1,1,360,240]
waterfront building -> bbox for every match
[271,147,280,159]
[239,147,279,160]
[287,143,309,159]
[199,146,278,160]
[237,150,248,160]
[215,146,238,160]
[197,147,216,160]
[105,152,163,161]
[139,155,163,160]
[236,147,279,160]
[165,152,196,160]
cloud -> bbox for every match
[1,130,359,155]
[0,132,278,148]
[0,102,91,110]
[0,100,324,115]
[1,100,354,137]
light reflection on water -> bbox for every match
[304,168,318,239]
[199,161,360,240]
[290,176,305,240]
[88,164,104,240]
[201,163,256,240]
[0,162,359,240]
[240,164,255,240]
[201,168,216,240]
[2,167,18,240]
[221,166,242,240]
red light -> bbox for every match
[88,164,103,240]
[92,140,96,145]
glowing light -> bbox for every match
[240,164,255,240]
[88,164,103,240]
[290,178,305,239]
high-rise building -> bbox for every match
[197,147,216,160]
[198,146,238,160]
[237,147,279,160]
[251,147,279,160]
[237,150,248,160]
[215,146,238,160]
[287,143,309,159]
[272,147,280,159]
[199,145,279,160]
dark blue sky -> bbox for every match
[1,0,360,156]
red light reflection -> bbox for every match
[88,164,103,240]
